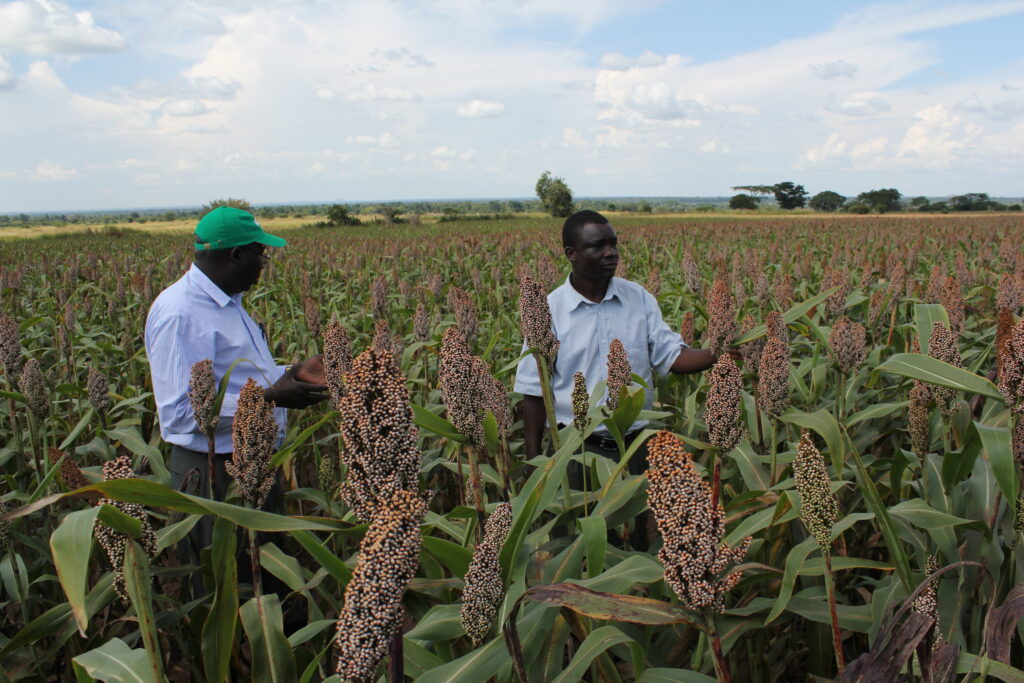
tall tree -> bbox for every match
[535,171,574,218]
[857,188,902,213]
[808,191,846,212]
[773,182,808,210]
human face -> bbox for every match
[233,243,269,291]
[567,222,619,281]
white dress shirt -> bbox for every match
[513,275,686,435]
[145,264,287,453]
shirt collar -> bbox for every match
[557,274,621,311]
[188,263,235,308]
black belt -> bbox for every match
[585,431,639,451]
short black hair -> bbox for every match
[562,210,609,248]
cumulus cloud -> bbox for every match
[343,83,419,102]
[315,87,337,102]
[0,55,14,89]
[345,132,399,148]
[824,93,891,117]
[455,99,504,118]
[810,60,858,79]
[161,98,209,116]
[599,51,668,70]
[370,47,434,68]
[0,0,126,56]
[31,159,76,180]
[431,145,457,158]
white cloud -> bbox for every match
[315,87,337,102]
[0,54,13,89]
[599,51,668,70]
[31,159,76,180]
[161,98,208,116]
[346,132,399,148]
[0,0,126,55]
[455,99,504,118]
[431,145,456,158]
[370,47,434,68]
[810,60,858,79]
[344,83,419,102]
[824,93,891,117]
[562,127,589,150]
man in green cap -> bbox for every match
[145,206,327,598]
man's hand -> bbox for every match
[265,366,329,409]
[293,354,326,385]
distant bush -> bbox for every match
[844,203,870,214]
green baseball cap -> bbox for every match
[193,207,287,251]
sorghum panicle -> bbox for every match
[775,273,794,310]
[518,274,559,365]
[912,556,941,648]
[908,381,932,459]
[335,490,426,681]
[605,339,632,411]
[829,317,867,374]
[0,500,9,552]
[706,355,745,453]
[996,308,1015,380]
[822,267,851,319]
[758,335,790,417]
[0,313,21,380]
[188,359,218,435]
[739,315,764,370]
[447,286,479,348]
[926,265,945,303]
[683,253,702,296]
[940,275,965,336]
[304,296,321,339]
[998,318,1024,416]
[645,268,661,297]
[705,279,736,356]
[793,432,838,552]
[928,321,962,418]
[48,447,88,492]
[571,371,590,434]
[18,358,48,419]
[371,275,389,319]
[680,311,695,347]
[94,454,158,602]
[997,273,1022,313]
[337,348,421,522]
[438,328,511,448]
[646,431,750,612]
[460,502,513,645]
[413,302,431,341]
[226,378,279,508]
[323,316,353,409]
[86,367,110,414]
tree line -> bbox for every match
[727,183,1022,214]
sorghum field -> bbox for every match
[2,213,1024,682]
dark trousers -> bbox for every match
[169,445,287,599]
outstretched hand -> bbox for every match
[265,364,329,409]
[293,354,326,385]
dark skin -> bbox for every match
[194,243,328,409]
[522,221,723,458]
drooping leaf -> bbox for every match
[523,583,703,627]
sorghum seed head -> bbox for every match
[683,253,702,296]
[909,381,932,459]
[646,431,749,612]
[705,355,744,453]
[940,276,964,336]
[413,302,431,341]
[822,267,851,319]
[775,273,794,310]
[605,339,632,411]
[705,279,736,356]
[793,432,838,552]
[739,315,764,370]
[188,359,218,435]
[335,489,426,681]
[0,313,20,380]
[304,296,321,339]
[337,348,421,522]
[571,371,590,434]
[926,265,945,303]
[371,275,389,319]
[447,286,479,348]
[48,447,88,492]
[323,316,353,409]
[928,322,962,418]
[518,274,559,365]
[829,317,867,374]
[998,318,1024,416]
[0,499,9,552]
[18,358,48,419]
[680,311,695,347]
[460,502,513,645]
[645,268,661,297]
[94,454,157,602]
[438,328,511,448]
[86,367,110,413]
[757,335,790,417]
[226,378,279,508]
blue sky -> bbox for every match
[1,0,1023,211]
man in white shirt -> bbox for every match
[145,207,327,594]
[514,210,718,480]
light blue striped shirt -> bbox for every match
[145,264,287,453]
[513,275,686,434]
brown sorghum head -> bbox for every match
[226,378,279,508]
[335,489,426,681]
[304,296,321,339]
[460,502,513,645]
[829,317,867,374]
[996,308,1015,381]
[793,432,838,552]
[571,371,590,434]
[438,328,511,448]
[371,275,389,319]
[646,431,750,612]
[683,253,702,296]
[739,315,764,370]
[705,279,736,356]
[997,273,1022,313]
[337,348,421,522]
[413,302,431,341]
[926,265,945,303]
[706,355,744,453]
[998,318,1024,416]
[447,286,479,348]
[940,275,964,336]
[606,339,632,411]
[911,555,942,648]
[86,367,110,414]
[822,267,851,319]
[48,447,88,492]
[908,381,932,460]
[0,313,21,380]
[94,454,158,602]
[645,268,662,297]
[188,359,218,435]
[757,335,790,417]
[775,273,794,310]
[323,316,353,409]
[18,358,48,420]
[928,321,962,418]
[765,311,788,348]
[0,499,9,552]
[680,311,695,347]
[518,274,559,365]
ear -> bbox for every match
[564,245,576,262]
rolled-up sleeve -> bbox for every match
[645,290,686,377]
[512,341,543,396]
